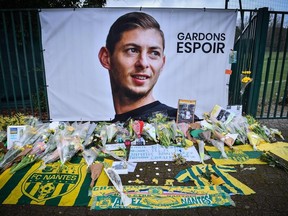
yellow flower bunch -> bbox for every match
[242,70,251,75]
[241,76,252,83]
[0,113,26,131]
[241,70,252,83]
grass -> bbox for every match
[257,51,288,117]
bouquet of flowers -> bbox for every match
[210,139,228,159]
[0,142,7,163]
[12,123,49,148]
[132,120,145,145]
[260,151,288,172]
[10,134,47,173]
[104,167,132,207]
[82,147,100,169]
[157,123,172,147]
[99,126,108,146]
[71,121,91,140]
[106,123,118,143]
[37,129,59,161]
[247,131,265,151]
[114,124,130,143]
[10,154,36,173]
[0,141,37,173]
[93,122,112,146]
[0,145,23,172]
[89,161,104,188]
[246,115,270,142]
[148,111,169,124]
[56,122,90,169]
[169,121,186,147]
[177,122,190,137]
[40,123,73,167]
[57,135,83,169]
[225,115,249,144]
[240,70,253,96]
[0,131,6,142]
[41,148,60,167]
[82,123,97,147]
[143,122,157,143]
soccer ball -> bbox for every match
[38,183,55,197]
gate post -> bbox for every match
[247,7,269,116]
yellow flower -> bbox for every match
[0,113,27,131]
[241,77,252,83]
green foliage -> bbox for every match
[32,87,48,113]
[0,0,106,8]
[0,113,27,131]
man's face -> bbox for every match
[108,28,165,100]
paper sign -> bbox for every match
[128,144,201,162]
[7,125,26,149]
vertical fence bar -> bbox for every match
[0,12,10,114]
[267,14,283,117]
[272,14,285,117]
[247,7,269,116]
[2,12,18,112]
[260,13,277,118]
[19,11,34,115]
[230,10,258,108]
[11,11,26,112]
[245,14,256,71]
[27,11,42,119]
[280,27,288,117]
[241,13,257,110]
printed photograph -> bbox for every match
[176,99,196,124]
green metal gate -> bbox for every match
[0,9,49,121]
[229,7,288,119]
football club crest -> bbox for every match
[21,161,86,202]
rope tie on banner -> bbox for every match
[140,6,142,11]
[203,7,206,12]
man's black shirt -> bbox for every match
[111,101,177,122]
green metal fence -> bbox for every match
[0,9,49,121]
[229,7,288,119]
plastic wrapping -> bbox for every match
[210,139,228,159]
[104,167,132,207]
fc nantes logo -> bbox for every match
[21,160,85,202]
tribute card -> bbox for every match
[176,99,196,124]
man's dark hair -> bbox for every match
[106,12,165,54]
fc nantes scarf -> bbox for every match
[0,157,111,206]
[257,142,288,162]
[91,185,235,210]
[205,144,266,165]
[175,164,255,195]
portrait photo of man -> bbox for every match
[98,12,178,122]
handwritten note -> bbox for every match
[128,144,201,162]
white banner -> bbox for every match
[39,8,236,121]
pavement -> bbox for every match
[0,119,288,216]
